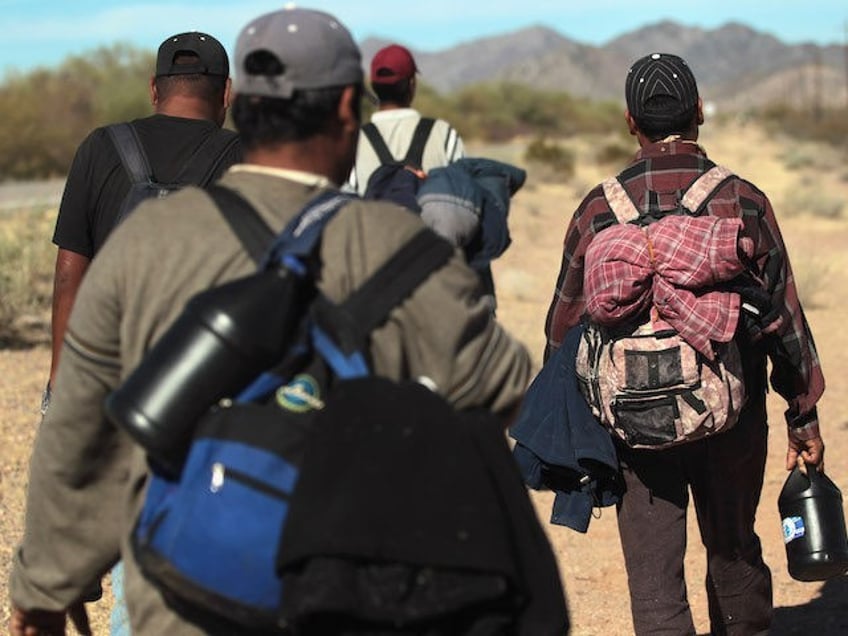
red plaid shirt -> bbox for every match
[544,139,824,438]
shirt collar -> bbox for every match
[371,108,421,122]
[228,164,332,188]
[635,136,707,161]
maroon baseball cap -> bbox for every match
[370,44,418,85]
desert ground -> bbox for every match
[2,120,848,634]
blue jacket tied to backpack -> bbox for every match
[510,324,622,532]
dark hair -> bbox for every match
[155,54,227,103]
[632,95,697,141]
[372,79,412,106]
[231,85,362,151]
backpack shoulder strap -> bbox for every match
[313,229,455,356]
[601,177,640,224]
[403,117,435,167]
[342,229,453,339]
[680,165,735,213]
[362,123,395,165]
[174,131,240,187]
[602,163,736,224]
[107,123,153,185]
[265,191,356,271]
[208,185,354,268]
[206,184,275,265]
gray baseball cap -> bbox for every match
[233,7,363,99]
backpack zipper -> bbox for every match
[209,462,290,500]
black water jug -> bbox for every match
[778,465,848,582]
[104,267,312,476]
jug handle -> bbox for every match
[799,461,824,482]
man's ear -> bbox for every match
[337,84,360,133]
[624,109,638,136]
[696,97,705,125]
[149,76,158,106]
[223,77,232,108]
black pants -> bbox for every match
[615,394,773,636]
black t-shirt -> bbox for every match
[53,114,242,258]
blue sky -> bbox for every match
[2,1,846,74]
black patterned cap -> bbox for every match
[625,53,698,120]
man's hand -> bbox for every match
[786,431,825,472]
[9,602,90,636]
[9,606,65,636]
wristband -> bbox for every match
[40,381,52,416]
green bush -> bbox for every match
[596,140,635,167]
[523,137,575,180]
[0,45,153,180]
[759,104,848,151]
[0,42,635,180]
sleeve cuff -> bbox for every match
[785,405,820,440]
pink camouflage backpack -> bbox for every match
[575,165,749,449]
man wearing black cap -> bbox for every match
[21,29,239,636]
[8,8,545,635]
[544,52,825,634]
[45,31,241,404]
[348,43,465,194]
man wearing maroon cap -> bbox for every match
[348,43,465,193]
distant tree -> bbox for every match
[0,44,153,180]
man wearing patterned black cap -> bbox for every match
[544,52,825,635]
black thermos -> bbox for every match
[778,465,848,582]
[104,267,311,476]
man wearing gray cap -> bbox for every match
[8,7,538,635]
[543,53,824,634]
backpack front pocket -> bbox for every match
[612,395,679,447]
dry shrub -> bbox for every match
[0,206,55,346]
[780,148,817,172]
[523,137,575,183]
[595,141,635,169]
[780,187,844,220]
[792,256,831,310]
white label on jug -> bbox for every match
[782,516,806,544]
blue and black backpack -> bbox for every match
[105,186,458,630]
[105,186,568,634]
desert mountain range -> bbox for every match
[361,20,848,112]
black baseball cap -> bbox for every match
[625,53,698,121]
[156,32,229,78]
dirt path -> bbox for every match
[0,178,65,213]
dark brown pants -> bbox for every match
[616,395,773,636]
